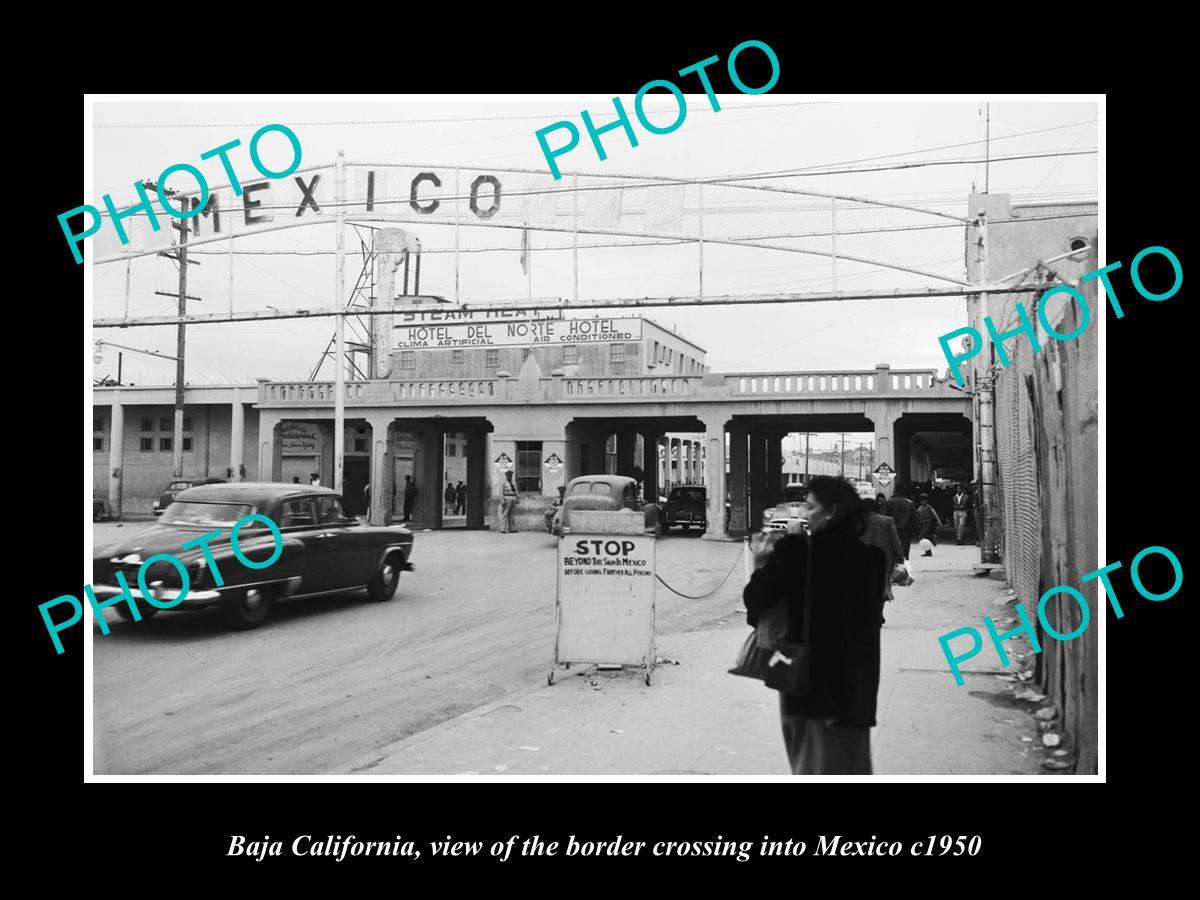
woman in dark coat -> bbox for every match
[743,476,886,775]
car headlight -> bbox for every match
[763,508,775,522]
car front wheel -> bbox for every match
[221,585,274,630]
[368,552,403,602]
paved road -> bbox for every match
[91,523,746,775]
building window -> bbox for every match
[452,349,464,364]
[182,417,192,432]
[354,438,367,453]
[516,441,542,493]
[93,437,103,452]
[447,442,457,457]
[140,438,153,452]
[563,344,578,365]
[610,344,626,366]
[140,418,153,432]
[485,349,499,367]
[160,417,172,431]
[182,437,193,452]
[160,437,173,452]
[400,351,415,370]
[93,417,104,432]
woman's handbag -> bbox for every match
[728,535,813,695]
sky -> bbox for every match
[90,97,1097,400]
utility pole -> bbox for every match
[173,212,188,479]
[145,178,197,481]
[838,432,847,478]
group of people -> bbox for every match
[443,481,468,516]
[742,476,978,776]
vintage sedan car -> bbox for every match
[92,482,414,630]
[550,475,660,536]
[152,477,226,516]
[660,485,707,533]
[762,483,811,532]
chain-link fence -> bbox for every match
[988,244,1099,774]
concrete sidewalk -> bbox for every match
[339,544,1050,776]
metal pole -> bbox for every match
[805,432,810,483]
[228,229,235,318]
[985,103,991,194]
[173,222,187,479]
[454,168,460,303]
[117,352,123,385]
[839,433,846,478]
[334,151,347,495]
[527,228,533,302]
[572,173,579,303]
[831,197,838,291]
[123,258,131,319]
[976,212,1000,563]
[697,183,705,300]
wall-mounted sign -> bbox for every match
[544,453,564,475]
[395,317,642,350]
[493,452,514,473]
[280,422,318,453]
[395,307,562,324]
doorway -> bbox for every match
[343,457,369,516]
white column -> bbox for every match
[229,397,244,482]
[108,400,124,519]
[700,416,728,540]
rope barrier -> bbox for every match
[654,544,746,600]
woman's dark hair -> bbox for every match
[805,476,863,534]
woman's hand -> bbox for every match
[749,531,776,569]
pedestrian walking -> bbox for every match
[916,494,941,555]
[743,476,886,775]
[499,470,519,533]
[309,472,320,486]
[885,483,915,561]
[858,496,904,619]
[402,475,416,523]
[455,481,466,515]
[444,481,457,515]
[952,483,971,545]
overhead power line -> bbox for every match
[94,102,826,129]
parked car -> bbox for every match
[854,480,876,500]
[762,483,811,532]
[92,482,414,630]
[550,475,660,536]
[152,477,226,516]
[660,485,707,533]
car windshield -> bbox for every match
[782,486,807,501]
[167,481,191,491]
[670,488,705,501]
[160,500,254,527]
